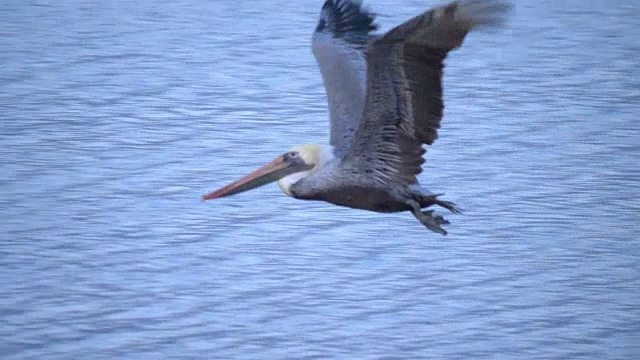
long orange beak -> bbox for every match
[202,155,300,201]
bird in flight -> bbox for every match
[203,0,511,234]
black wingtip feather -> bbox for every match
[316,0,377,35]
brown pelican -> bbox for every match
[203,0,511,234]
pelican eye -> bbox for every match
[287,151,299,158]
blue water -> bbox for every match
[2,0,639,358]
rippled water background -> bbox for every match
[2,0,639,358]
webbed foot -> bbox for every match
[416,209,450,235]
[407,199,454,235]
[422,194,462,214]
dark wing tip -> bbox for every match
[315,0,378,35]
[453,0,513,28]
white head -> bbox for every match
[277,144,334,196]
[202,144,334,201]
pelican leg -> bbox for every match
[418,193,462,213]
[407,200,449,235]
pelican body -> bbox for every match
[203,0,511,234]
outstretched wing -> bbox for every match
[312,0,377,155]
[342,0,511,184]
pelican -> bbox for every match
[203,0,511,234]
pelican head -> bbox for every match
[202,144,333,201]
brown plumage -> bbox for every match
[343,0,511,186]
[202,0,512,235]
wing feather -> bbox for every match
[312,0,378,154]
[343,0,511,184]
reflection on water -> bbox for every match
[1,0,639,358]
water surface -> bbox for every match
[1,0,639,358]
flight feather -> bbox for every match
[343,0,512,185]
